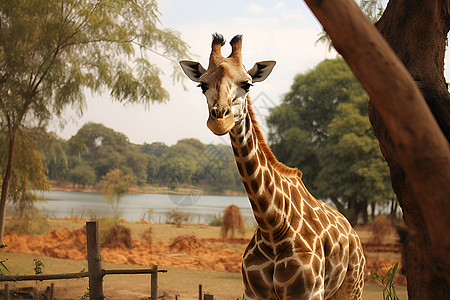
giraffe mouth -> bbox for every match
[207,115,235,135]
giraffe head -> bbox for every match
[180,34,276,135]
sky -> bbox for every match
[50,0,449,146]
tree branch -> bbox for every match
[304,0,450,284]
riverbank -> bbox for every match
[49,180,246,196]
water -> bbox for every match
[33,191,256,225]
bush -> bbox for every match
[207,214,222,226]
[102,224,133,249]
[221,205,244,239]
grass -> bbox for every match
[0,252,408,300]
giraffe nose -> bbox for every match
[210,106,231,120]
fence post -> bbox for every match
[150,265,158,300]
[198,284,202,300]
[50,283,54,300]
[87,221,104,300]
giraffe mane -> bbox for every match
[246,95,303,179]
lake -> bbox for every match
[33,191,256,225]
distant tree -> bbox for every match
[158,155,196,187]
[124,147,149,185]
[67,164,96,187]
[30,128,67,183]
[145,154,160,185]
[66,123,149,184]
[141,142,170,158]
[315,96,394,223]
[268,58,363,191]
[99,169,130,222]
[0,0,190,242]
[268,58,394,224]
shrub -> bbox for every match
[102,224,133,249]
[207,214,222,226]
[221,205,244,239]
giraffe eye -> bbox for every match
[197,82,208,94]
[241,82,253,93]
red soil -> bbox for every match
[3,227,406,285]
[4,228,243,273]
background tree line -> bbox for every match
[38,122,244,195]
[267,58,396,225]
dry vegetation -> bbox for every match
[370,216,395,245]
[221,205,244,239]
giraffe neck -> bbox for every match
[229,96,303,235]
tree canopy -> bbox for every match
[267,58,394,224]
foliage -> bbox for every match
[0,128,50,216]
[208,214,223,227]
[79,289,90,300]
[221,205,244,239]
[67,163,97,187]
[0,243,9,275]
[41,123,245,194]
[371,263,400,300]
[33,258,45,275]
[267,58,394,224]
[0,0,190,242]
[98,169,130,221]
[316,0,385,50]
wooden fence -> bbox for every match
[0,221,167,300]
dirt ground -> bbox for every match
[1,218,408,299]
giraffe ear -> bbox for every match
[179,60,206,83]
[248,61,276,82]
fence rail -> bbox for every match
[0,221,166,300]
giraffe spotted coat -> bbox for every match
[180,33,365,300]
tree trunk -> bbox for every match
[361,199,368,224]
[370,0,450,297]
[389,198,398,220]
[370,202,375,221]
[0,126,18,243]
[303,0,450,297]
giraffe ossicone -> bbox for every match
[180,33,365,300]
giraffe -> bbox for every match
[180,34,365,300]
